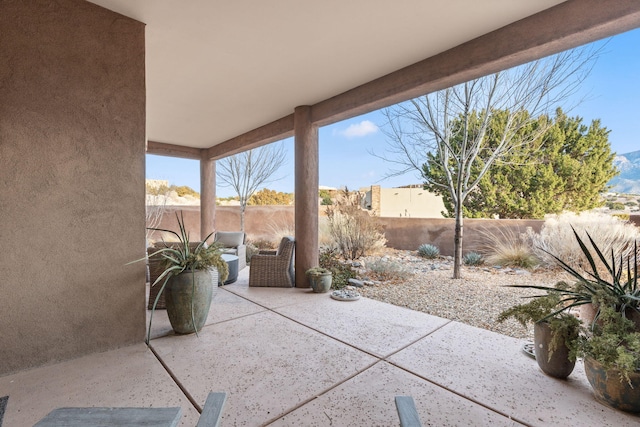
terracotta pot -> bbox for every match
[164,269,214,334]
[624,307,640,331]
[584,357,640,413]
[308,273,332,293]
[533,321,576,379]
[579,303,598,328]
[580,304,640,331]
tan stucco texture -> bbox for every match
[0,0,146,375]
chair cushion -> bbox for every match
[215,231,244,248]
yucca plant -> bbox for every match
[417,244,440,259]
[507,226,639,325]
[463,252,484,266]
[131,211,228,343]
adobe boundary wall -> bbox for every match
[151,206,550,256]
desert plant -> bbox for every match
[463,252,484,266]
[266,216,295,247]
[417,244,439,259]
[325,188,386,259]
[509,227,639,325]
[145,182,171,245]
[365,258,412,282]
[131,211,228,343]
[306,267,332,275]
[528,211,640,272]
[498,290,581,363]
[245,243,259,263]
[481,226,538,268]
[246,237,276,251]
[580,304,640,384]
[319,247,356,290]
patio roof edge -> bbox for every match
[310,0,640,127]
[204,114,295,160]
[146,141,202,160]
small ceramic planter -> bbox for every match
[533,321,576,379]
[308,273,332,293]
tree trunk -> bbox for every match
[453,201,463,279]
[240,204,246,232]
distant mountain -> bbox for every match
[609,150,640,194]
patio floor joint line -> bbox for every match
[147,344,205,415]
[261,360,383,426]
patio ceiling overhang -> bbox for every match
[89,0,640,161]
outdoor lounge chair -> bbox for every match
[248,236,295,287]
[214,231,247,271]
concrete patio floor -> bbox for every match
[2,268,640,426]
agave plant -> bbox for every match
[132,211,228,343]
[507,226,639,324]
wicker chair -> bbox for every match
[249,236,295,287]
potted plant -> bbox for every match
[133,212,228,343]
[505,227,640,409]
[580,297,640,413]
[498,288,581,379]
[306,267,332,293]
[508,228,639,331]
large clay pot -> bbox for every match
[533,321,576,379]
[625,307,640,331]
[308,273,332,293]
[164,269,213,334]
[580,304,640,331]
[584,357,640,413]
[579,303,598,328]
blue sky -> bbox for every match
[147,28,640,198]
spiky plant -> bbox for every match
[131,211,228,343]
[463,252,484,266]
[417,244,440,259]
[506,226,639,325]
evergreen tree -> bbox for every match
[424,108,618,219]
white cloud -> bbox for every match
[339,120,379,138]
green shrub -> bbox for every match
[606,201,625,210]
[365,258,412,282]
[319,247,356,290]
[417,244,439,259]
[463,252,484,266]
[319,189,333,205]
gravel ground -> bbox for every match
[355,249,567,340]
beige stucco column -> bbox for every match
[294,106,319,288]
[200,157,216,241]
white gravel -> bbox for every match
[356,250,566,339]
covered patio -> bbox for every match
[2,270,639,425]
[2,0,640,424]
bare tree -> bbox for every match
[145,182,171,245]
[217,142,287,231]
[380,47,598,278]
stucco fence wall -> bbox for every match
[150,206,551,256]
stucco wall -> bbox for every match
[378,217,544,255]
[149,206,296,244]
[150,206,544,257]
[0,0,146,375]
[379,187,445,218]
